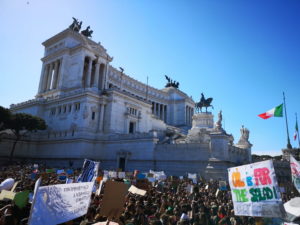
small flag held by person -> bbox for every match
[258,104,283,119]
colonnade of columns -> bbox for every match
[186,106,194,125]
[40,59,61,92]
[83,56,106,89]
[152,102,167,122]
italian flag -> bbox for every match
[258,104,283,119]
[294,120,298,141]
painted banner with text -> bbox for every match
[228,160,285,218]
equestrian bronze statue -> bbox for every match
[195,93,214,113]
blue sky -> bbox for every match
[0,0,299,155]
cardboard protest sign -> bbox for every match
[99,181,128,220]
[56,169,65,174]
[29,182,93,225]
[109,171,117,178]
[0,190,16,201]
[228,160,285,218]
[188,173,197,179]
[118,172,125,179]
[186,184,193,194]
[77,159,99,182]
[284,197,300,223]
[290,155,300,193]
[128,185,146,196]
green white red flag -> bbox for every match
[294,120,299,141]
[258,104,283,119]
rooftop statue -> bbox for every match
[215,110,223,131]
[69,17,82,32]
[236,125,252,148]
[195,93,214,113]
[165,75,179,89]
[81,26,93,38]
[240,125,249,141]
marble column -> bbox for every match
[101,64,106,90]
[86,58,93,88]
[162,104,165,121]
[189,107,192,125]
[42,64,49,92]
[186,106,188,125]
[165,105,167,123]
[46,63,53,90]
[100,104,105,131]
[153,102,156,116]
[94,62,100,89]
[38,64,45,94]
[158,104,161,119]
[52,61,59,89]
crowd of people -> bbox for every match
[0,162,299,225]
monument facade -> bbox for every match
[0,21,251,179]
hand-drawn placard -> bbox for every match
[228,160,285,218]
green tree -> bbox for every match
[0,106,12,131]
[8,113,46,161]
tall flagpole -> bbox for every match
[283,92,292,149]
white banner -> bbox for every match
[228,160,284,218]
[29,182,93,225]
[188,173,197,179]
[290,155,300,193]
[149,170,166,180]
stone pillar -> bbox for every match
[41,64,49,92]
[38,64,46,94]
[86,58,93,88]
[52,60,59,89]
[99,104,105,132]
[101,65,106,90]
[164,105,167,123]
[189,107,191,125]
[104,63,109,89]
[46,63,53,90]
[162,104,165,122]
[153,102,156,116]
[94,62,100,89]
[158,104,161,119]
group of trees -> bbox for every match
[0,106,46,161]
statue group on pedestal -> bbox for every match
[69,17,93,38]
[195,93,214,113]
[165,75,179,89]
